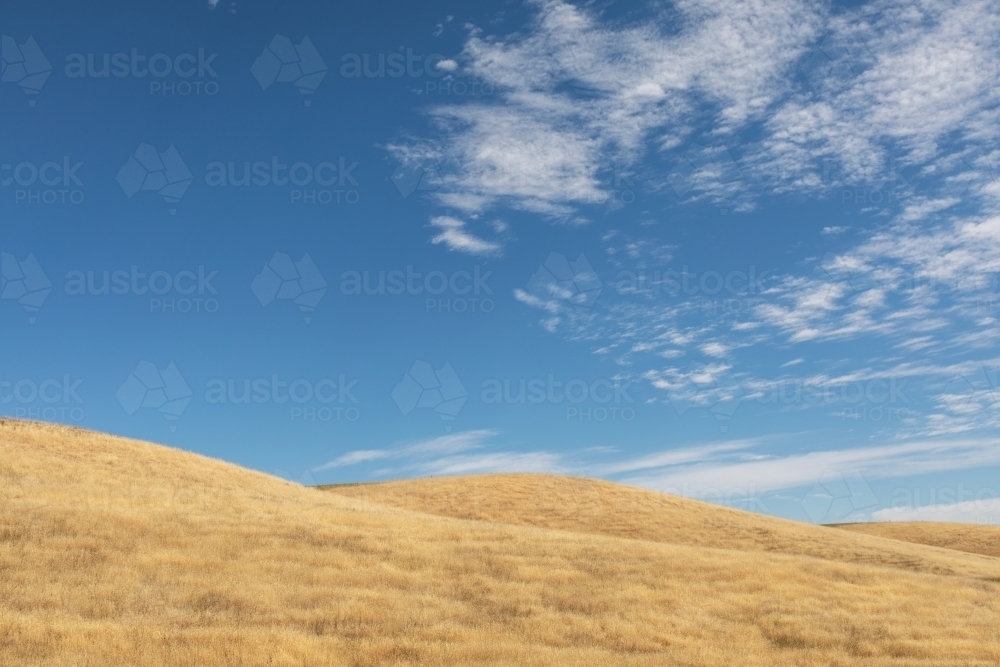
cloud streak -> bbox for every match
[314,429,499,471]
[618,439,1000,496]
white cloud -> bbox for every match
[700,342,729,357]
[428,216,503,255]
[393,0,824,225]
[598,440,759,475]
[315,430,569,478]
[412,451,565,476]
[872,500,1000,524]
[620,438,1000,496]
[314,429,498,471]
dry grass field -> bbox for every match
[2,419,999,666]
[834,521,1000,559]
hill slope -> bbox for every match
[835,521,1000,559]
[2,420,999,666]
[322,474,1000,576]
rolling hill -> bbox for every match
[2,419,999,666]
[834,521,1000,559]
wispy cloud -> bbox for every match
[315,430,568,478]
[314,429,499,471]
[392,0,824,229]
[411,451,565,476]
[619,439,1000,496]
[598,440,760,475]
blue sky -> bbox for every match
[2,0,999,525]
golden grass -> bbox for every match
[835,521,1000,559]
[1,419,999,666]
[322,474,1000,577]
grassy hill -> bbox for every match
[321,474,1000,576]
[834,521,1000,559]
[2,420,999,666]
